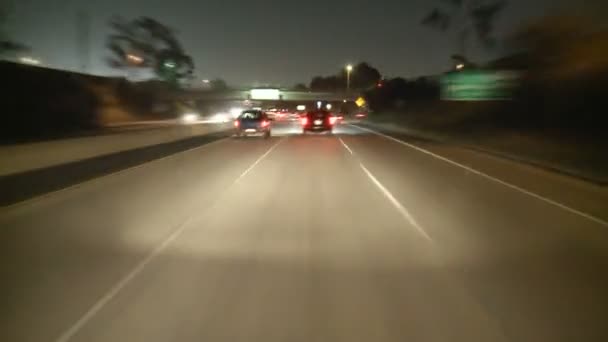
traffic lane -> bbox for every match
[269,119,359,137]
[0,136,283,342]
[354,125,608,222]
[340,133,608,341]
[68,134,507,342]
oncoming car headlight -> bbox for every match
[181,113,199,124]
[230,108,243,119]
[211,112,230,123]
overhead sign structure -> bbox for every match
[250,89,281,100]
[355,97,366,107]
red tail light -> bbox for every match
[261,120,270,127]
[300,117,308,125]
[329,116,337,125]
[234,120,239,127]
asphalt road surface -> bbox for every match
[2,121,608,342]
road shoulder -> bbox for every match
[350,124,608,225]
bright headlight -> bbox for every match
[212,112,230,123]
[181,113,199,123]
[230,108,243,118]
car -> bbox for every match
[335,113,345,123]
[234,110,272,138]
[274,112,287,121]
[288,112,300,121]
[301,110,337,134]
[354,112,367,120]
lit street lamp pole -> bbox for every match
[126,54,143,80]
[346,64,353,92]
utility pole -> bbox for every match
[77,10,90,73]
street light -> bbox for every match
[19,57,41,65]
[126,54,143,65]
[346,64,353,92]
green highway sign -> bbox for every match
[441,70,519,101]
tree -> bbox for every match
[421,0,506,57]
[450,54,476,69]
[106,16,194,85]
[346,62,382,90]
[0,3,28,58]
[511,15,608,79]
[0,41,28,57]
[293,83,308,91]
[310,75,341,91]
[209,78,228,90]
[364,76,441,111]
[309,62,382,91]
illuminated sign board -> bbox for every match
[250,89,281,100]
[441,70,520,101]
[355,97,366,107]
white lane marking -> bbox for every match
[353,124,608,228]
[235,138,284,183]
[359,162,432,241]
[54,217,193,342]
[340,137,430,240]
[1,136,231,212]
[53,137,284,342]
[338,137,354,155]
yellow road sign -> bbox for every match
[355,97,366,107]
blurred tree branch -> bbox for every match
[421,0,507,57]
[106,16,194,85]
[0,3,29,58]
[511,15,608,80]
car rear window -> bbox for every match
[240,111,262,120]
[308,111,330,118]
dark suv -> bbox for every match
[301,110,337,134]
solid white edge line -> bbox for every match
[53,137,284,342]
[1,135,232,213]
[352,124,608,228]
[359,162,432,241]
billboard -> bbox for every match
[250,89,281,100]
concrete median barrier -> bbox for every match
[0,123,231,177]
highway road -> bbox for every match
[1,122,608,342]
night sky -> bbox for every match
[4,0,602,86]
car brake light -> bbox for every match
[300,117,308,125]
[261,120,269,127]
[234,120,239,127]
[329,116,337,125]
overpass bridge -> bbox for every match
[176,89,360,103]
[171,89,365,116]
